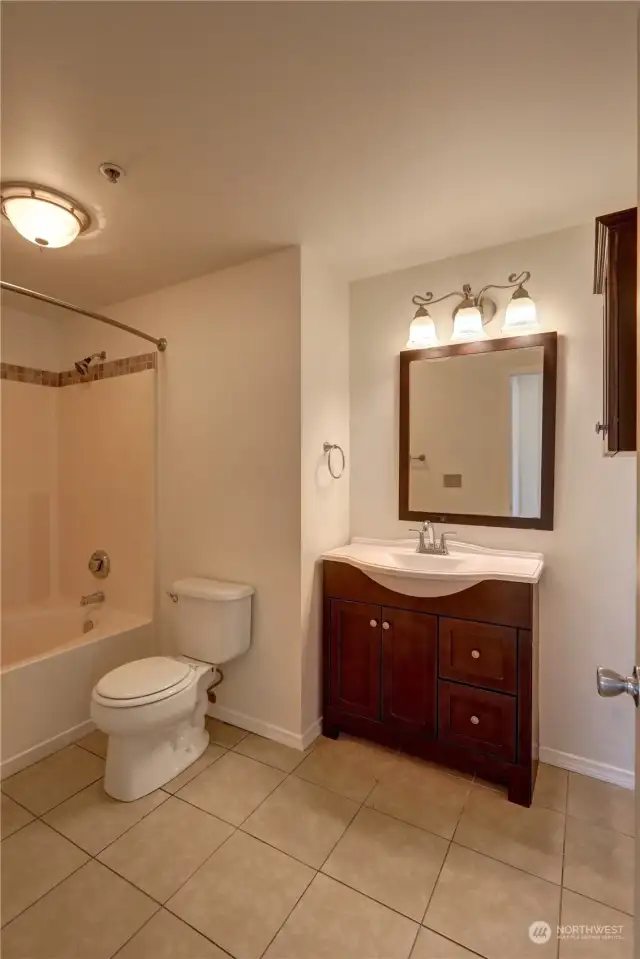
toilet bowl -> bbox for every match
[91,577,253,802]
[91,656,214,801]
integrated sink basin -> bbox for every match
[323,538,544,597]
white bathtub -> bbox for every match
[1,604,154,778]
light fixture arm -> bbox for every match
[475,271,531,302]
[412,289,466,309]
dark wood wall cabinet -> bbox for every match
[594,208,637,454]
[323,561,539,806]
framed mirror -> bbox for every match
[399,332,557,529]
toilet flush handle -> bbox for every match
[167,591,178,603]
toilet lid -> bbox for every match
[95,657,192,700]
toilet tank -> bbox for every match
[171,578,254,665]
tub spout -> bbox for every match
[80,591,105,607]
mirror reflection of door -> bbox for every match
[510,371,543,518]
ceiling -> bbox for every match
[1,1,637,306]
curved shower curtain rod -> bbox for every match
[0,280,168,352]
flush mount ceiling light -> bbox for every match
[1,182,91,248]
[407,271,538,348]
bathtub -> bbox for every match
[1,604,154,778]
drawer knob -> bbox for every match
[370,619,378,628]
[382,622,390,630]
[470,715,480,725]
[471,649,481,660]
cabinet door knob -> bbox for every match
[370,619,378,628]
[471,649,480,660]
[470,715,480,725]
[382,622,390,630]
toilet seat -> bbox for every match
[93,657,196,709]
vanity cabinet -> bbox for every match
[323,561,538,806]
[594,207,637,454]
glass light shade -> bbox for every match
[451,304,487,342]
[407,312,439,348]
[3,196,81,248]
[502,291,539,333]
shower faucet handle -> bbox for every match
[88,549,110,579]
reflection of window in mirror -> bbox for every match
[408,347,544,519]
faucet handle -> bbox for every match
[439,532,457,554]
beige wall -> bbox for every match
[300,249,350,733]
[409,348,542,516]
[1,381,59,610]
[350,223,636,779]
[57,373,155,616]
[90,249,306,740]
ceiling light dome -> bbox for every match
[1,183,90,248]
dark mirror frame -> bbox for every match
[399,331,558,530]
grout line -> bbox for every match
[0,854,91,932]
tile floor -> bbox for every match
[0,720,634,959]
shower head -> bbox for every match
[74,351,106,376]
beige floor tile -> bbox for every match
[177,751,285,825]
[1,820,88,926]
[115,909,229,958]
[162,744,225,793]
[2,745,105,815]
[567,773,634,837]
[454,785,565,883]
[1,793,34,839]
[323,806,449,920]
[77,728,109,758]
[559,890,634,958]
[1,860,158,959]
[205,716,249,747]
[264,872,419,959]
[235,732,312,772]
[424,845,560,959]
[43,781,168,855]
[533,764,568,814]
[367,756,471,839]
[294,735,398,802]
[411,928,484,959]
[99,796,234,902]
[167,830,314,959]
[242,775,358,867]
[563,817,634,915]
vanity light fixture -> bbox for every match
[1,182,91,248]
[407,305,439,348]
[408,271,538,347]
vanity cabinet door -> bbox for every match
[381,608,437,735]
[330,600,382,720]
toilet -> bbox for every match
[91,577,253,801]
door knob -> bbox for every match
[596,666,639,707]
[382,622,390,630]
[369,619,378,628]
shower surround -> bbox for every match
[1,330,156,776]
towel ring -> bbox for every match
[323,442,346,479]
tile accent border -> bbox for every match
[1,353,157,387]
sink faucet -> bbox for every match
[410,523,457,555]
[80,591,105,607]
[411,521,436,554]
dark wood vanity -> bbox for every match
[322,561,538,806]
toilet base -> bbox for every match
[103,721,210,801]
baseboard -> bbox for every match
[1,719,95,780]
[206,704,322,753]
[540,747,634,790]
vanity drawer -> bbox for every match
[438,618,517,694]
[438,682,516,762]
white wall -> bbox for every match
[350,223,636,778]
[1,306,62,370]
[94,248,305,740]
[300,250,350,733]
